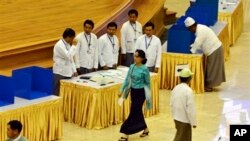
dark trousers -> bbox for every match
[53,74,71,96]
[120,88,147,135]
[125,53,134,67]
[147,66,155,72]
[79,67,92,75]
[174,120,192,141]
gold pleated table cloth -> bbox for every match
[218,23,230,61]
[210,22,230,61]
[218,0,244,45]
[0,96,63,141]
[60,71,159,129]
[160,53,204,94]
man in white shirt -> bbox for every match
[6,120,28,141]
[75,20,98,74]
[170,68,196,141]
[53,28,78,96]
[99,22,119,70]
[135,22,162,73]
[121,9,142,67]
[184,17,226,92]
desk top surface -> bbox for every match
[62,66,157,89]
[219,0,241,13]
[0,95,61,112]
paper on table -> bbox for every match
[118,97,124,106]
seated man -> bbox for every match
[6,120,28,141]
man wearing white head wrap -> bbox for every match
[184,17,226,92]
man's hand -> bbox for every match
[77,68,81,74]
[154,68,159,73]
[113,64,117,69]
[103,65,109,70]
[118,93,122,97]
[73,72,78,77]
[72,40,77,46]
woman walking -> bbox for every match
[118,49,151,141]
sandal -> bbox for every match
[118,137,128,141]
[140,131,149,137]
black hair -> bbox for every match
[144,22,155,29]
[8,120,23,133]
[83,19,94,28]
[62,28,76,38]
[128,9,138,17]
[135,49,147,64]
[180,77,192,83]
[107,22,117,29]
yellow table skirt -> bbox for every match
[218,23,230,61]
[60,75,159,129]
[0,98,63,141]
[218,0,244,45]
[160,53,204,94]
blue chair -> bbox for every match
[195,0,218,4]
[12,66,53,100]
[185,4,217,26]
[0,75,15,107]
[167,24,195,54]
[188,0,218,26]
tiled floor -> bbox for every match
[60,1,250,141]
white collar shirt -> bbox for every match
[170,83,197,126]
[53,39,77,77]
[121,21,142,54]
[75,32,99,69]
[190,24,222,56]
[135,34,162,68]
[98,33,119,68]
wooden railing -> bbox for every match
[0,0,165,76]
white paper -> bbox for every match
[118,97,124,106]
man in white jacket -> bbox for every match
[98,22,119,70]
[53,28,78,96]
[121,9,142,67]
[75,20,98,74]
[170,68,196,141]
[135,22,161,73]
[184,17,226,92]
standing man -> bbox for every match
[121,9,142,67]
[184,17,226,92]
[99,22,119,70]
[75,20,98,74]
[170,68,196,141]
[53,28,78,96]
[135,22,162,73]
[6,120,28,141]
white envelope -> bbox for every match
[118,97,124,106]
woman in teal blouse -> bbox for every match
[118,49,151,141]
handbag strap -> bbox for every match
[129,65,135,80]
